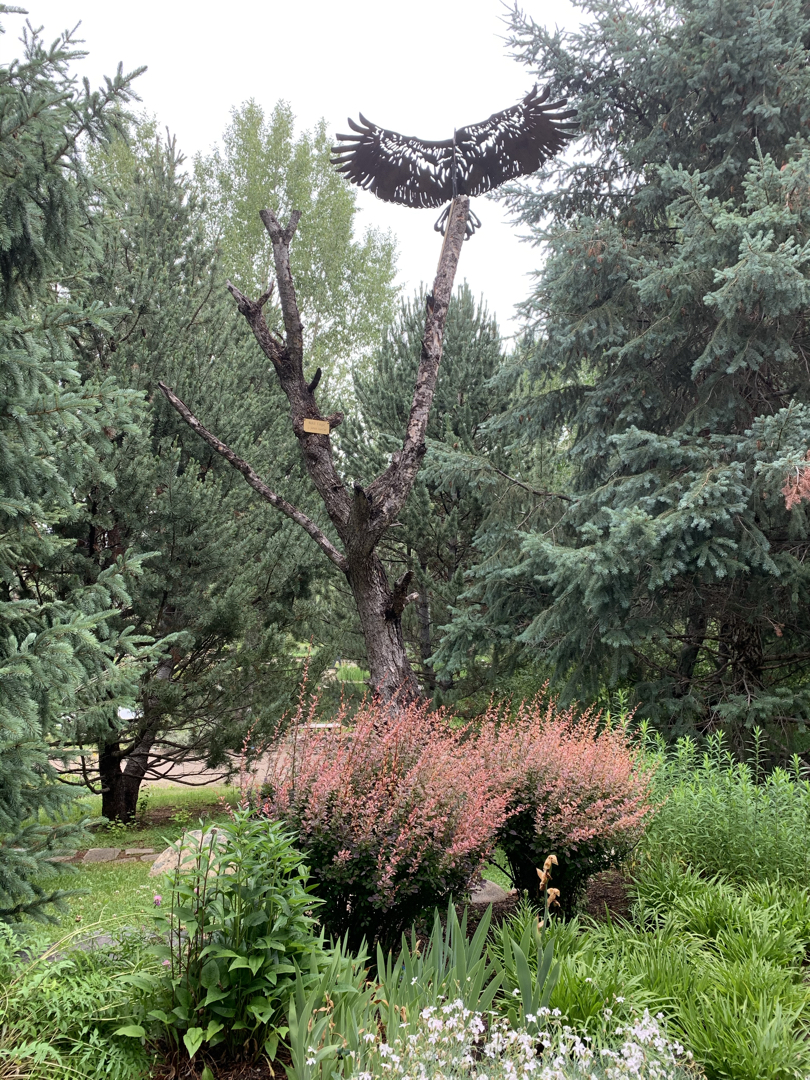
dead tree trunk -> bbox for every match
[159,198,469,702]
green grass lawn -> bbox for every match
[481,848,513,891]
[334,662,369,683]
[54,860,156,932]
[29,784,238,941]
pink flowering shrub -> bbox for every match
[261,697,509,948]
[478,695,656,911]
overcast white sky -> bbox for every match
[3,0,579,337]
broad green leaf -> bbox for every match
[113,1025,145,1039]
[200,958,220,989]
[183,1027,205,1060]
[204,1020,224,1042]
[264,1030,279,1060]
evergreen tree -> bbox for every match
[66,124,323,822]
[0,17,154,918]
[448,0,810,752]
[340,285,509,695]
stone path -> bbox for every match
[148,828,226,877]
[51,847,158,866]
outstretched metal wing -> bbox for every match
[331,86,576,209]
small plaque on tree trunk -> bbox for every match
[303,418,330,435]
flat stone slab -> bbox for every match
[82,848,121,863]
[140,853,160,864]
[124,848,155,856]
[150,828,226,878]
[470,879,511,905]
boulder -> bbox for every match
[149,828,226,878]
[82,847,121,863]
[469,878,511,905]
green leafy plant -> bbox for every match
[168,808,193,828]
[375,902,502,1046]
[100,818,133,843]
[284,904,504,1080]
[146,810,323,1064]
[488,859,561,1033]
[135,787,152,826]
[0,921,155,1080]
[286,944,378,1080]
[642,729,810,885]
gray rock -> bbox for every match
[149,828,226,878]
[140,853,160,864]
[82,847,121,863]
[124,847,155,856]
[470,879,511,904]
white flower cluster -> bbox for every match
[351,1001,692,1080]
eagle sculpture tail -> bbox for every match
[434,203,481,240]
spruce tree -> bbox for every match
[0,17,153,918]
[448,0,810,752]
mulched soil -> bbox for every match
[463,892,522,936]
[582,869,633,922]
[151,1042,291,1079]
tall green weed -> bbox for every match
[145,810,322,1065]
[641,729,810,883]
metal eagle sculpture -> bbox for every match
[331,85,576,238]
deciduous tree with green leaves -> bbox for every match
[194,100,397,385]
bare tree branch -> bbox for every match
[160,200,469,703]
[366,197,470,540]
[490,465,575,502]
[226,228,352,531]
[260,208,304,367]
[157,380,348,571]
[388,569,416,617]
